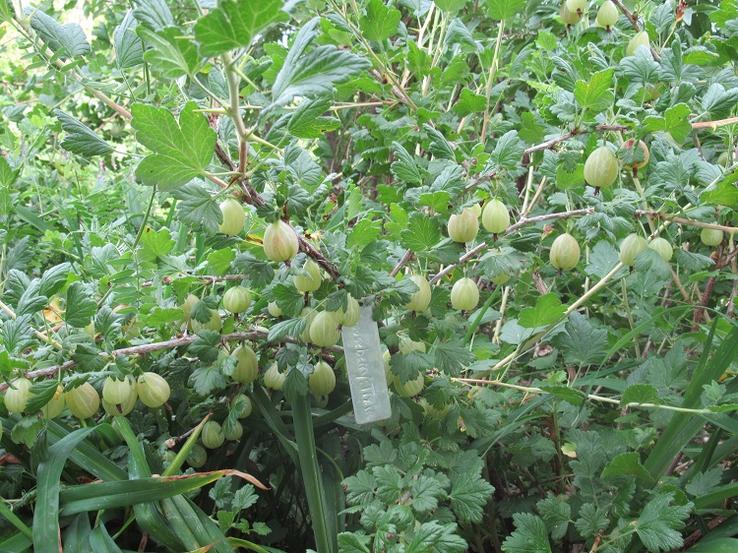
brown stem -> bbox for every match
[691,115,738,130]
[390,250,415,277]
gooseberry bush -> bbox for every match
[1,0,738,551]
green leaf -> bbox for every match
[452,88,486,116]
[486,0,526,20]
[601,452,655,484]
[139,227,174,262]
[391,142,423,185]
[288,97,341,138]
[114,11,143,68]
[139,26,199,78]
[435,0,468,12]
[700,169,738,208]
[360,0,401,41]
[634,493,692,552]
[539,385,586,406]
[502,513,552,553]
[643,103,692,143]
[267,318,306,342]
[30,10,90,59]
[132,102,216,190]
[348,217,382,250]
[0,156,19,186]
[65,282,96,328]
[54,110,112,156]
[489,130,525,173]
[272,18,370,107]
[621,383,659,405]
[173,182,222,232]
[519,293,566,328]
[574,68,614,112]
[558,312,607,366]
[194,0,287,57]
[449,472,494,523]
[401,213,441,252]
[132,0,174,30]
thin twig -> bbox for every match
[390,250,415,277]
[692,116,738,130]
[636,210,738,234]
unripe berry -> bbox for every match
[399,337,427,355]
[181,294,199,321]
[300,307,316,342]
[267,301,283,317]
[263,363,286,391]
[231,345,259,384]
[335,294,360,327]
[450,277,480,311]
[626,31,650,56]
[293,259,322,293]
[482,199,510,234]
[218,198,246,236]
[469,203,482,218]
[201,421,225,449]
[700,228,723,247]
[4,378,32,414]
[222,286,251,314]
[102,376,135,407]
[187,443,207,468]
[103,387,138,416]
[223,420,243,441]
[620,139,650,170]
[231,394,252,419]
[584,146,619,188]
[136,372,171,408]
[566,0,587,14]
[190,308,222,334]
[447,207,479,243]
[718,152,731,167]
[560,3,582,24]
[66,382,100,419]
[405,275,432,313]
[309,311,341,347]
[263,220,299,262]
[619,234,648,266]
[395,374,424,398]
[596,0,618,28]
[648,237,673,261]
[550,233,581,271]
[41,385,65,419]
[309,361,336,396]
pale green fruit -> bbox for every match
[469,203,482,218]
[700,228,724,247]
[395,374,424,398]
[621,139,650,170]
[648,237,673,261]
[102,376,135,407]
[566,0,587,14]
[41,385,66,419]
[224,420,243,441]
[218,198,246,236]
[405,275,432,312]
[450,278,480,311]
[263,363,286,391]
[550,233,581,271]
[718,152,731,167]
[201,421,225,449]
[481,199,510,234]
[399,337,427,355]
[309,311,341,347]
[66,382,100,419]
[263,220,299,262]
[190,308,222,334]
[309,361,336,396]
[222,286,252,314]
[181,294,199,321]
[447,207,479,243]
[560,3,582,24]
[619,234,648,266]
[187,444,207,468]
[267,301,283,317]
[626,31,650,56]
[584,146,619,188]
[103,388,138,416]
[4,378,32,414]
[342,295,361,327]
[293,259,322,293]
[231,345,259,384]
[596,0,618,27]
[136,372,171,408]
[231,394,252,419]
[300,307,316,342]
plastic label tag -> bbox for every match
[341,305,391,424]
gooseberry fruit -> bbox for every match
[223,420,243,441]
[103,387,138,416]
[102,376,135,407]
[41,385,65,419]
[4,378,32,414]
[450,277,480,311]
[293,259,322,293]
[469,203,482,218]
[620,139,650,171]
[267,301,283,317]
[550,233,581,271]
[222,286,252,314]
[66,382,100,419]
[263,220,299,262]
[584,146,619,188]
[482,199,510,234]
[395,374,425,398]
[218,198,246,236]
[560,3,582,24]
[447,207,479,243]
[187,444,207,468]
[231,394,252,419]
[596,0,618,28]
[263,363,286,391]
[338,294,361,327]
[309,311,341,347]
[399,337,427,355]
[566,0,587,14]
[405,274,432,313]
[190,308,222,334]
[181,294,199,321]
[136,372,171,408]
[626,31,650,56]
[700,228,723,247]
[231,344,259,384]
[619,234,648,266]
[309,361,336,396]
[300,307,316,342]
[201,421,225,449]
[648,237,673,261]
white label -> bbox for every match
[341,305,391,424]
